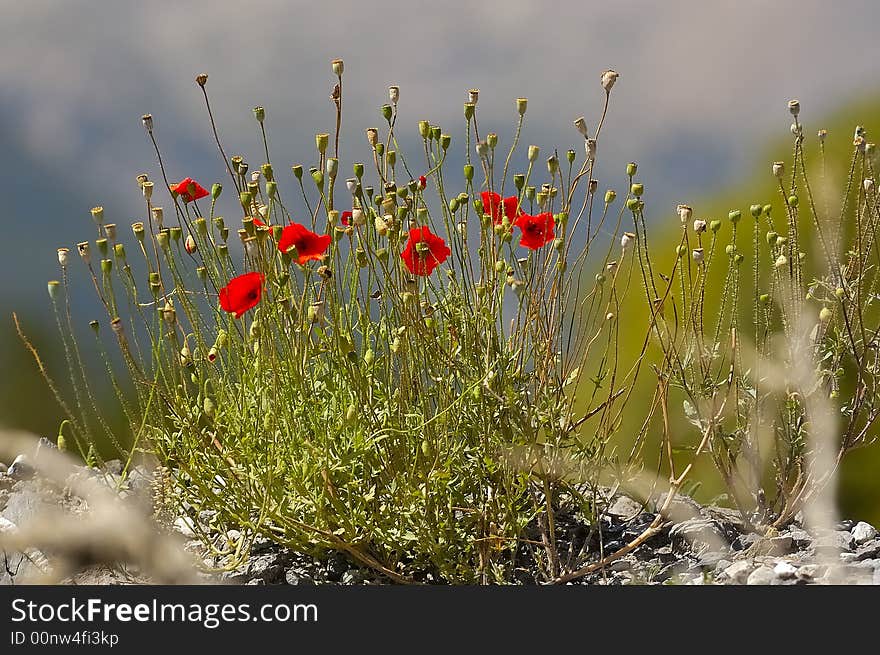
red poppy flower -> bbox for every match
[418,175,427,190]
[340,211,352,227]
[278,222,332,264]
[514,212,555,250]
[171,177,210,203]
[219,272,265,318]
[253,216,266,228]
[400,226,451,276]
[480,191,522,225]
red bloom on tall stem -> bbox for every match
[401,226,451,276]
[219,272,265,318]
[171,177,210,203]
[480,191,522,225]
[340,211,352,227]
[514,212,555,250]
[253,216,266,228]
[278,222,332,264]
[418,175,427,190]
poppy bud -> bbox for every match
[91,206,104,226]
[605,190,617,204]
[601,69,619,92]
[77,241,91,264]
[142,114,153,131]
[464,164,474,181]
[574,117,589,138]
[316,133,329,154]
[185,234,197,254]
[710,220,722,233]
[389,85,400,105]
[693,219,707,233]
[57,247,70,268]
[464,103,475,121]
[692,248,704,263]
[381,104,393,122]
[326,157,338,177]
[621,232,635,249]
[47,279,60,300]
[788,99,800,117]
[517,97,528,115]
[631,182,643,197]
[586,139,597,161]
[772,161,784,178]
[528,145,539,162]
[311,170,324,188]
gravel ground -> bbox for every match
[1,446,878,585]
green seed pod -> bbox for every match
[346,405,357,423]
[626,198,640,211]
[766,231,778,246]
[266,181,277,198]
[750,204,762,218]
[375,143,384,158]
[418,120,430,138]
[516,97,528,115]
[528,145,539,162]
[170,226,182,242]
[605,189,617,204]
[567,149,576,164]
[760,293,771,304]
[47,280,60,300]
[710,220,722,233]
[424,317,435,329]
[729,209,742,223]
[819,307,832,322]
[316,132,329,153]
[364,349,375,365]
[114,243,126,262]
[763,204,772,216]
[835,287,845,299]
[788,195,799,207]
[631,182,644,197]
[381,104,393,122]
[440,133,451,150]
[239,191,253,210]
[100,258,113,274]
[311,169,324,188]
[464,164,474,181]
[386,150,397,169]
[734,253,744,265]
[203,396,216,418]
[626,162,638,177]
[430,126,441,141]
[494,260,506,273]
[356,248,368,267]
[554,238,565,251]
[292,164,303,180]
[676,245,687,258]
[449,197,460,213]
[557,260,567,273]
[421,439,431,457]
[156,231,170,250]
[464,103,475,121]
[261,163,274,181]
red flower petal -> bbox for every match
[480,191,503,224]
[418,175,427,190]
[503,196,522,221]
[514,212,555,250]
[340,211,352,227]
[171,177,210,203]
[400,226,451,276]
[253,216,266,228]
[278,223,332,264]
[219,272,265,318]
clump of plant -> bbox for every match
[633,102,880,532]
[21,61,879,584]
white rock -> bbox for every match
[723,560,753,584]
[851,521,878,545]
[174,516,197,538]
[746,566,776,585]
[773,561,797,578]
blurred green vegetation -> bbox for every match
[610,95,880,525]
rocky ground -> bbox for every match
[1,443,878,585]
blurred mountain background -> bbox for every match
[2,0,879,522]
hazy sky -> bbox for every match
[2,0,880,305]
